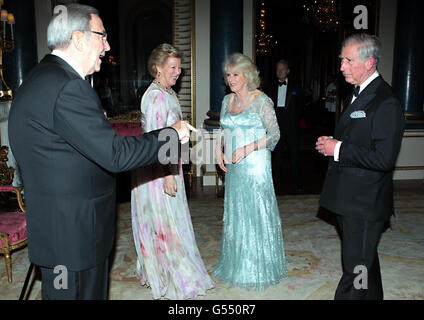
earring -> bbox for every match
[158,72,161,78]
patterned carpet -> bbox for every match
[1,193,423,300]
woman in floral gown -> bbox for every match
[131,43,215,299]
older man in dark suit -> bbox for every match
[8,4,194,300]
[265,59,304,192]
[316,33,404,300]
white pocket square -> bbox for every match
[350,110,366,119]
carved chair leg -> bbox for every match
[14,187,25,212]
[215,173,219,195]
[4,252,12,283]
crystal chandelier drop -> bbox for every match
[303,0,340,31]
[255,0,276,55]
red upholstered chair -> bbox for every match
[0,185,25,213]
[0,146,27,283]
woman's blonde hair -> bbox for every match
[223,53,260,91]
[147,43,183,78]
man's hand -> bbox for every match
[316,136,338,157]
[171,120,197,144]
[164,175,177,197]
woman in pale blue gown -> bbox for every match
[213,53,287,290]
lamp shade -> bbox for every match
[0,9,7,21]
[7,13,14,24]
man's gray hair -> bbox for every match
[342,33,381,66]
[47,4,99,51]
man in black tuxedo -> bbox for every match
[265,59,303,192]
[316,34,404,300]
[8,4,194,300]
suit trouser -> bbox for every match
[335,214,386,300]
[39,258,109,300]
[272,109,302,186]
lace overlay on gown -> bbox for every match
[131,82,215,299]
[212,92,288,291]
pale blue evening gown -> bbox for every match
[213,92,287,290]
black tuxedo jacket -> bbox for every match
[8,55,177,271]
[319,76,405,221]
[265,79,303,132]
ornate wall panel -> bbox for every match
[173,0,195,125]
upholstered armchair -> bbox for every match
[0,146,27,283]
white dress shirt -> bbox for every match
[334,71,380,161]
[277,78,288,107]
[51,49,86,79]
[350,71,379,105]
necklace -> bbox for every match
[153,80,174,95]
[235,91,251,108]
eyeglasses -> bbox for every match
[87,30,108,43]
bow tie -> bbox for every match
[278,80,287,87]
[353,86,360,97]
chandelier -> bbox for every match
[303,0,340,31]
[255,0,276,55]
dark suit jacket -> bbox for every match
[319,76,405,222]
[8,55,177,271]
[264,79,303,135]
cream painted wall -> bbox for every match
[378,0,397,85]
[194,0,210,131]
[34,0,52,62]
[194,0,210,179]
[243,0,254,60]
[394,130,424,180]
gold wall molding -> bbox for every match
[173,0,195,126]
[395,166,424,171]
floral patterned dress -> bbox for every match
[131,82,215,299]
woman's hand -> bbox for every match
[164,175,177,197]
[232,142,256,164]
[216,151,229,173]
